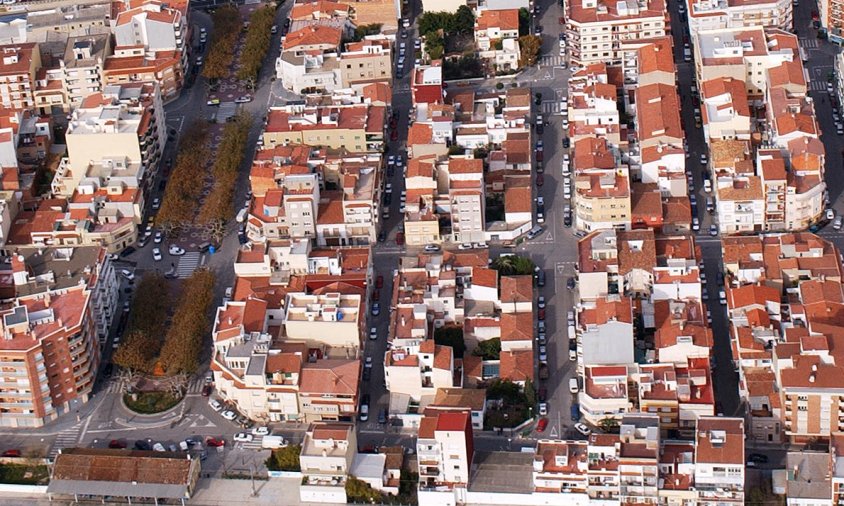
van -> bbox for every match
[235,207,248,223]
[261,435,287,449]
[527,225,544,240]
[568,325,576,341]
[198,242,213,253]
[569,378,579,394]
[835,216,843,231]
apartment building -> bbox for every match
[248,174,320,241]
[694,417,745,504]
[60,35,111,108]
[572,137,631,232]
[384,340,458,405]
[0,43,41,109]
[283,290,364,355]
[0,284,98,428]
[339,38,392,87]
[3,246,119,346]
[617,414,661,503]
[700,77,752,141]
[686,0,792,38]
[262,104,385,153]
[299,422,357,503]
[580,365,632,424]
[103,47,184,100]
[564,0,668,66]
[277,25,343,93]
[416,410,473,506]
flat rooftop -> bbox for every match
[467,451,534,494]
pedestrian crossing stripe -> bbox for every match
[808,80,829,92]
[541,101,561,114]
[49,424,83,459]
[800,38,819,49]
[539,55,567,68]
[177,252,201,279]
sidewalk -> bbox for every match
[191,477,304,505]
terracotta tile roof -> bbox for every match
[580,296,633,325]
[499,275,532,303]
[504,183,531,213]
[499,350,534,383]
[449,157,483,174]
[472,267,498,289]
[475,9,519,32]
[573,137,615,170]
[662,197,691,225]
[407,123,433,146]
[617,229,657,275]
[282,25,342,50]
[51,448,194,486]
[637,37,674,75]
[433,388,486,411]
[299,359,361,395]
[635,83,684,142]
[500,312,533,342]
[695,417,744,465]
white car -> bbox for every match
[574,423,592,436]
[537,296,546,309]
[423,244,441,252]
[538,402,548,416]
[169,245,185,256]
[121,269,135,281]
[154,231,163,244]
[221,410,237,420]
[365,356,373,369]
[827,209,836,221]
[152,248,162,262]
[252,426,269,436]
[209,399,222,411]
[152,198,161,210]
[369,327,378,340]
[233,432,253,443]
[235,95,253,103]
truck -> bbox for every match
[261,435,288,449]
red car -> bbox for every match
[108,439,127,449]
[206,437,225,447]
[538,308,546,321]
[201,384,213,397]
[536,174,544,187]
[376,275,384,289]
[536,418,549,432]
[2,449,21,458]
[371,289,380,302]
[395,232,405,246]
[390,129,398,142]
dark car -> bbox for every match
[201,384,213,397]
[103,362,114,376]
[536,174,544,187]
[376,275,384,288]
[120,246,136,258]
[378,231,386,242]
[395,232,405,246]
[390,129,398,142]
[362,367,372,381]
[748,453,769,464]
[378,408,388,424]
[536,123,544,135]
[371,289,380,302]
[538,308,546,321]
[566,277,576,290]
[562,137,570,149]
[570,403,581,421]
[563,215,572,227]
[536,150,544,163]
[108,439,127,449]
[134,440,153,451]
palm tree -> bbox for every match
[490,254,535,275]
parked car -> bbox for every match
[233,433,253,443]
[574,423,592,436]
[108,440,127,449]
[221,410,237,420]
[536,418,549,432]
[152,248,162,262]
[201,384,212,397]
[371,302,381,316]
[205,437,225,447]
[169,245,185,256]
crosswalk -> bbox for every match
[539,55,567,67]
[540,101,562,114]
[808,79,829,92]
[177,252,202,279]
[49,423,83,459]
[103,376,206,395]
[800,38,819,49]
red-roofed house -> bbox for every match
[416,410,473,496]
